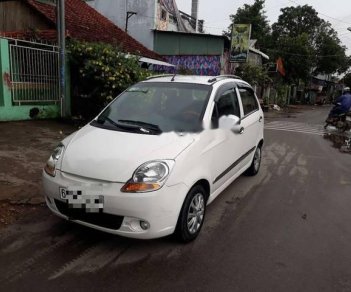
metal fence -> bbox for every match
[9,39,60,104]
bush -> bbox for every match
[235,63,271,86]
[68,40,151,119]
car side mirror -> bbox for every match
[218,115,242,133]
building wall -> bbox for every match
[87,0,156,50]
[157,55,221,76]
[0,39,66,121]
[0,1,51,32]
[248,52,262,66]
[154,32,224,56]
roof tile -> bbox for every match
[24,0,161,60]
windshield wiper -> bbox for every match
[97,116,121,128]
[117,120,162,134]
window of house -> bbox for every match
[239,88,258,116]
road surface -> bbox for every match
[1,106,351,292]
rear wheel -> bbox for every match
[175,185,206,243]
[244,145,262,176]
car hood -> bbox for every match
[60,125,194,182]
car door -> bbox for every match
[236,85,263,157]
[210,83,248,192]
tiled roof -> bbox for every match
[0,29,58,41]
[22,0,161,60]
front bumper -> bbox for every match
[42,170,188,239]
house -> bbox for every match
[88,0,225,76]
[152,30,225,76]
[87,0,204,52]
[0,0,161,60]
[0,0,165,121]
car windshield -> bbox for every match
[93,82,211,134]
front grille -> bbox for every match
[54,199,124,230]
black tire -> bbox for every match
[244,145,262,176]
[175,185,206,243]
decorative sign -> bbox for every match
[230,24,252,63]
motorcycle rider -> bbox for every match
[328,87,351,118]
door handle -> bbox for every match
[259,116,263,122]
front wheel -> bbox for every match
[244,145,262,176]
[175,185,206,243]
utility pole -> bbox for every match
[57,0,66,118]
[125,11,137,33]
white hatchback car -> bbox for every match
[43,75,264,242]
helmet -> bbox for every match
[344,87,350,92]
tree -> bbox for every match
[315,32,348,75]
[225,0,271,49]
[275,33,316,82]
[272,5,322,40]
[271,5,349,82]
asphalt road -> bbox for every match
[1,106,351,292]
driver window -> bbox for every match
[212,88,240,128]
[212,89,240,120]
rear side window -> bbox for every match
[239,88,258,116]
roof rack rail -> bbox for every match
[207,75,242,83]
[146,74,176,80]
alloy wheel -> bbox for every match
[253,147,261,172]
[187,193,205,234]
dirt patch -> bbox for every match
[0,201,44,229]
[0,120,78,204]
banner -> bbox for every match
[230,24,251,63]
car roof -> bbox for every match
[142,74,248,86]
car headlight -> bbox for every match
[121,160,175,193]
[44,144,65,177]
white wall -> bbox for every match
[87,0,156,50]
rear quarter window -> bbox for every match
[239,88,259,116]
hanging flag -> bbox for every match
[276,57,286,76]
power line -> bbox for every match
[262,47,348,58]
[286,0,351,26]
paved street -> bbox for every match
[1,106,351,292]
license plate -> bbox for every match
[59,187,104,213]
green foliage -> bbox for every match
[271,5,349,82]
[37,107,59,119]
[272,5,322,40]
[276,33,316,82]
[315,30,348,75]
[274,83,289,106]
[225,0,271,49]
[67,40,150,118]
[235,63,270,86]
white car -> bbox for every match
[43,75,264,242]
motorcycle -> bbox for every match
[324,111,351,131]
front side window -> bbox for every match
[212,88,240,127]
[239,88,259,116]
[92,82,211,134]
